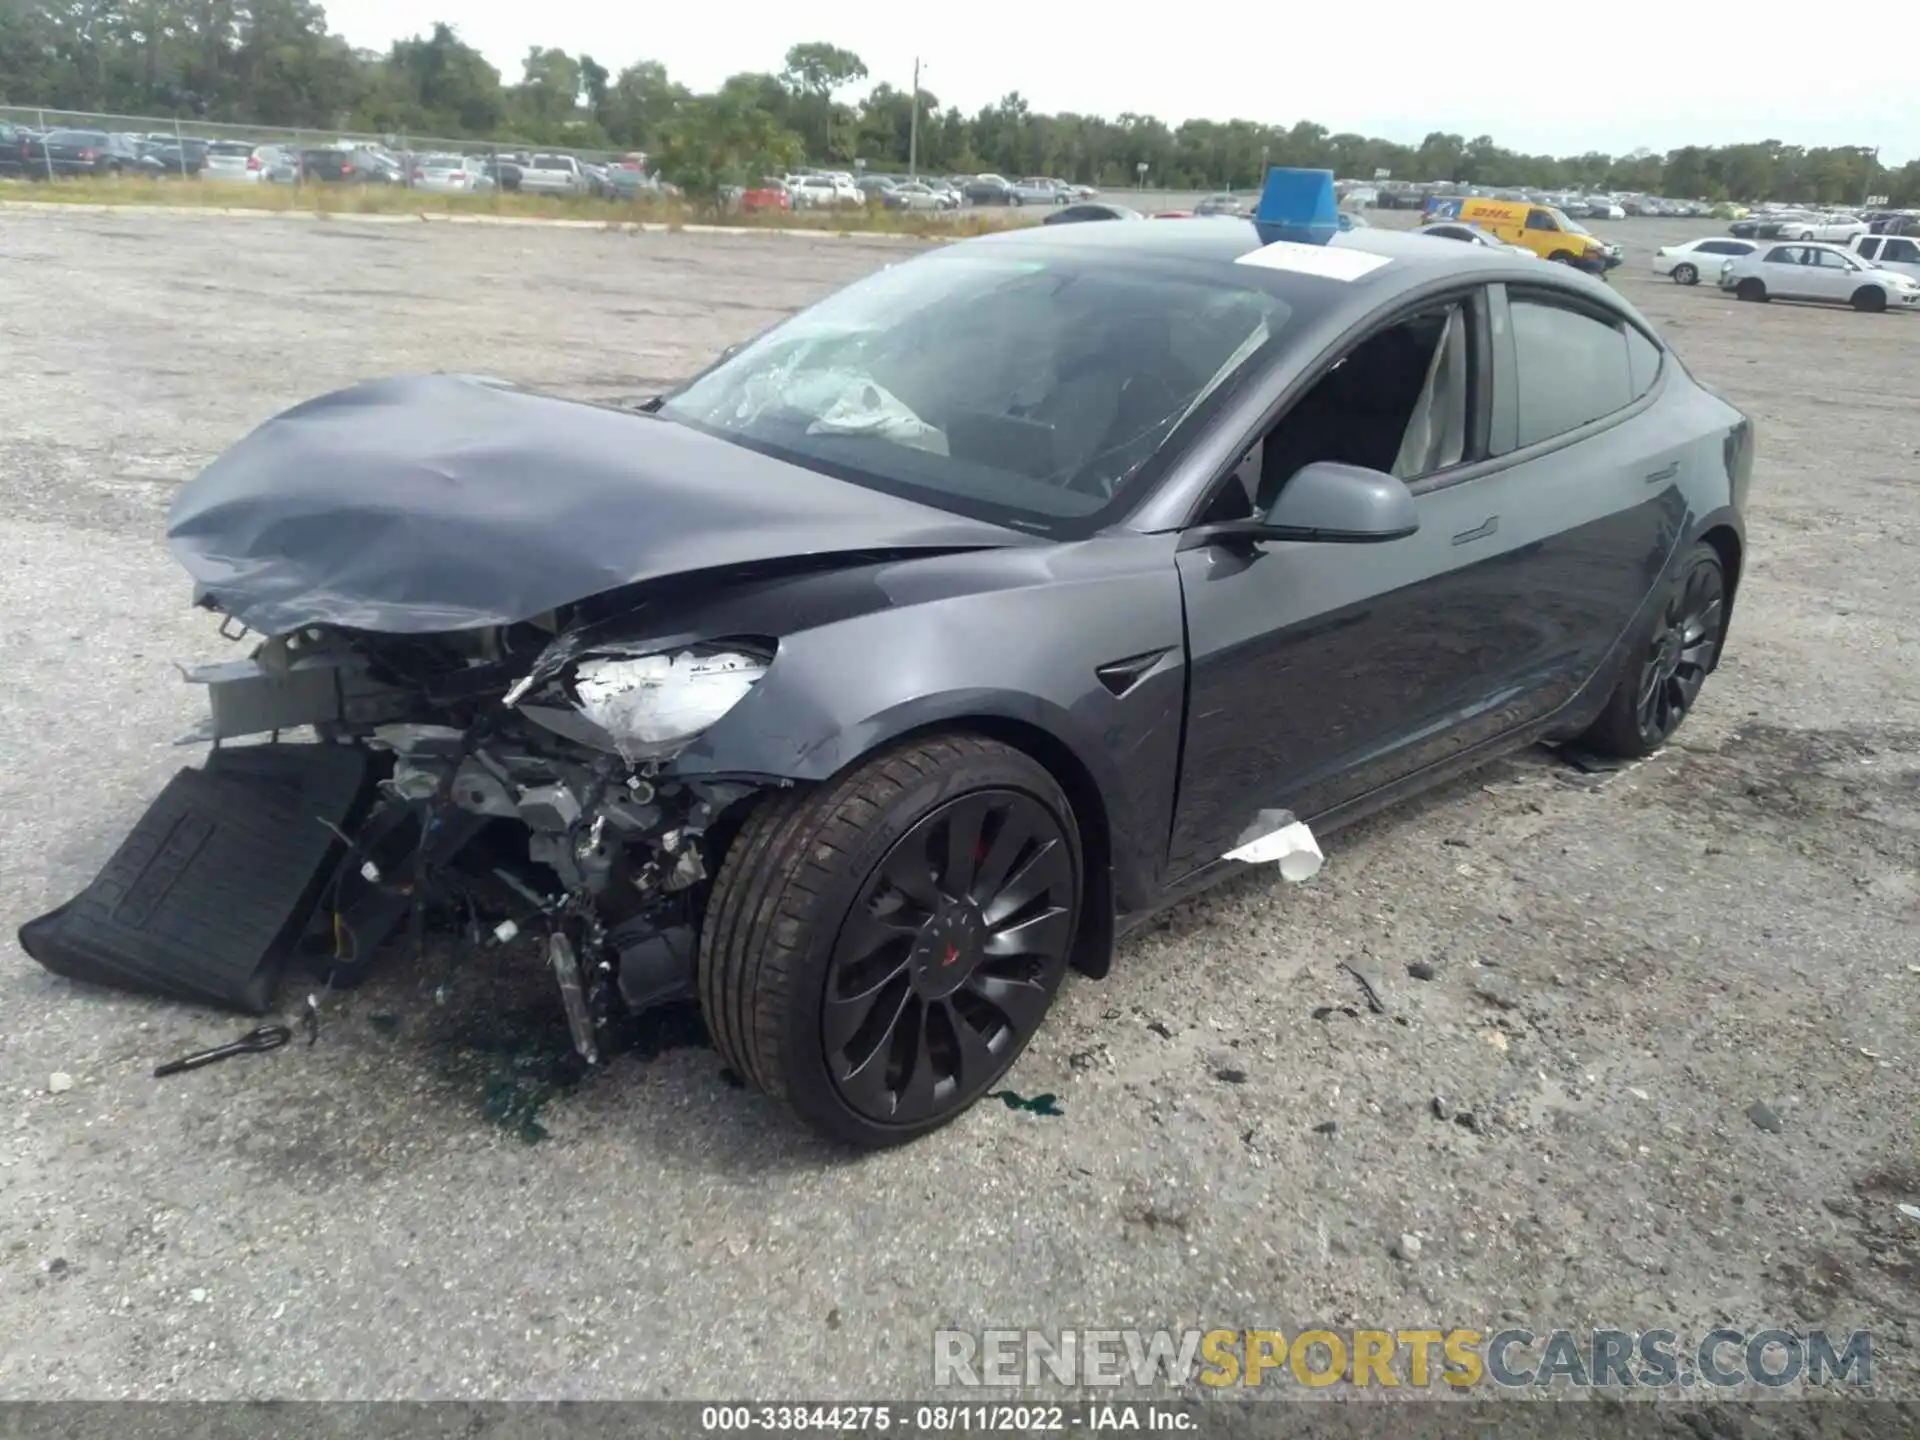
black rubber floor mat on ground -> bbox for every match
[18,744,374,1013]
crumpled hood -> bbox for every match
[167,374,1026,635]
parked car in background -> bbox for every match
[517,153,589,197]
[1415,222,1536,256]
[474,156,522,192]
[139,135,208,176]
[297,147,402,185]
[787,175,849,209]
[1848,233,1920,280]
[1194,194,1250,217]
[1651,236,1757,285]
[409,154,488,194]
[0,120,29,177]
[963,174,1018,205]
[200,140,266,183]
[1797,213,1869,243]
[885,181,957,212]
[1042,202,1143,224]
[1009,177,1067,205]
[736,178,792,214]
[1720,241,1920,311]
[1729,210,1817,240]
[19,130,154,178]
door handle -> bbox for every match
[1644,462,1680,485]
[1451,516,1498,546]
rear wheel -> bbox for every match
[1735,277,1768,302]
[1580,542,1726,759]
[1851,286,1887,313]
[701,734,1082,1148]
[1672,262,1699,285]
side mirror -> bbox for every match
[1182,462,1419,550]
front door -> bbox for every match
[1165,283,1682,877]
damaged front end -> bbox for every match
[22,606,780,1064]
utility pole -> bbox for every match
[908,57,921,180]
[1862,145,1879,208]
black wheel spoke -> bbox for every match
[943,1000,1002,1088]
[880,841,942,911]
[936,793,992,900]
[1671,667,1705,711]
[894,1005,938,1118]
[826,971,911,1067]
[986,903,1072,959]
[982,835,1071,927]
[966,971,1052,1036]
[970,807,1028,905]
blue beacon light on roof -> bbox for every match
[1252,167,1340,247]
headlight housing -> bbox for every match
[518,641,773,760]
[572,648,767,750]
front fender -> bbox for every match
[660,538,1188,910]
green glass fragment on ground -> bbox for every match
[987,1089,1063,1116]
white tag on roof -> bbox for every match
[1235,241,1391,281]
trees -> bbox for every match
[0,12,1912,207]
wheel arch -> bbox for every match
[1696,520,1744,661]
[887,713,1118,981]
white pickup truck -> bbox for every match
[1849,233,1920,280]
[517,152,588,197]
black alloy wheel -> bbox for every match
[824,789,1074,1126]
[700,733,1082,1147]
[1632,557,1724,745]
[1582,542,1726,758]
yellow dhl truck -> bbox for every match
[1422,196,1623,274]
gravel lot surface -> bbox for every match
[0,205,1915,1409]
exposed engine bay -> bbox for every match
[34,599,784,1065]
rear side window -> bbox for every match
[1507,295,1638,449]
[1625,327,1662,399]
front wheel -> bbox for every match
[701,734,1082,1148]
[1798,230,1815,241]
[1549,249,1576,264]
[1579,542,1726,759]
[1672,262,1699,285]
[1851,286,1887,313]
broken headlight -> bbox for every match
[519,642,772,760]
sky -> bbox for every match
[319,1,1916,165]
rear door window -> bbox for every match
[1504,294,1637,450]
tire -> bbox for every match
[700,733,1083,1148]
[1735,278,1768,302]
[1672,263,1698,285]
[1797,230,1815,241]
[1851,286,1887,313]
[1580,542,1727,759]
[1549,249,1576,264]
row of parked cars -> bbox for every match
[0,125,683,202]
[1652,230,1920,312]
[774,169,1101,212]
